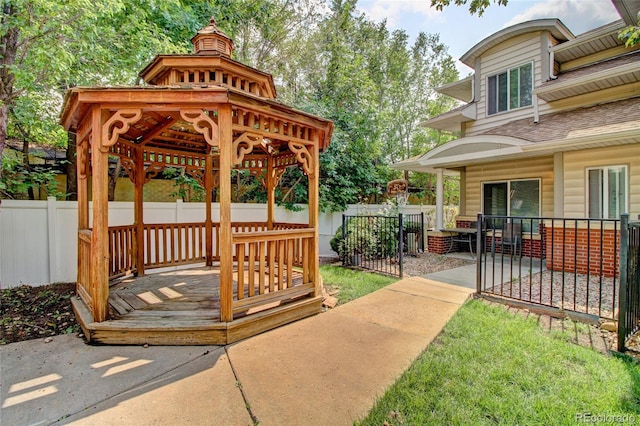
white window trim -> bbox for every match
[486,61,534,116]
[481,178,542,217]
[585,165,629,219]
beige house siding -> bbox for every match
[465,156,554,216]
[563,144,640,218]
[467,32,551,136]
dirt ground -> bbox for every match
[1,282,80,344]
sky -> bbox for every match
[355,0,621,75]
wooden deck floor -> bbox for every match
[73,264,321,345]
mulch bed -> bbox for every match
[0,282,80,344]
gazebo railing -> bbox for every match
[77,229,94,310]
[107,221,311,279]
[108,225,137,278]
[232,227,315,317]
[144,222,206,269]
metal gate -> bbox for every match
[618,214,640,351]
[340,213,424,277]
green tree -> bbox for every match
[619,13,640,47]
[0,0,194,199]
[430,0,508,16]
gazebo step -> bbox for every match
[72,294,322,345]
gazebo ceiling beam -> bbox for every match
[139,115,179,146]
[147,132,205,148]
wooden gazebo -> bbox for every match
[60,18,333,345]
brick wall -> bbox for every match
[545,226,619,277]
[485,235,544,258]
[427,233,457,254]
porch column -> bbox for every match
[90,106,109,322]
[134,146,145,275]
[218,104,233,322]
[435,168,444,230]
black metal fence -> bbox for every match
[477,214,620,321]
[619,214,640,351]
[339,213,424,277]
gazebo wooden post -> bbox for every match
[134,145,145,276]
[219,104,234,322]
[89,107,110,322]
[266,156,275,230]
[77,140,89,232]
[205,144,213,266]
[309,134,321,297]
[76,136,89,283]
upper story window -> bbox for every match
[487,62,533,115]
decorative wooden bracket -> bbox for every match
[251,169,267,187]
[144,164,165,183]
[233,132,262,166]
[185,166,205,187]
[273,167,286,187]
[288,141,314,176]
[252,166,285,189]
[77,139,89,180]
[120,158,136,183]
[101,109,142,152]
[180,109,219,146]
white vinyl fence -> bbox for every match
[0,198,437,288]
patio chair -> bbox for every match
[491,222,522,257]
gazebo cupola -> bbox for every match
[139,17,276,98]
[191,17,234,57]
[60,17,333,345]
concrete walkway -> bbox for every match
[0,277,473,426]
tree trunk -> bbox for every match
[108,158,121,201]
[22,137,35,199]
[0,104,7,184]
[66,131,77,200]
[0,4,19,186]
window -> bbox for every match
[483,179,540,231]
[587,166,627,219]
[487,62,533,115]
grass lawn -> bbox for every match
[319,265,397,304]
[359,299,640,425]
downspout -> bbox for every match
[470,75,476,102]
[549,47,557,80]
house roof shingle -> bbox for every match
[480,96,640,143]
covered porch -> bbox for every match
[62,18,333,344]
